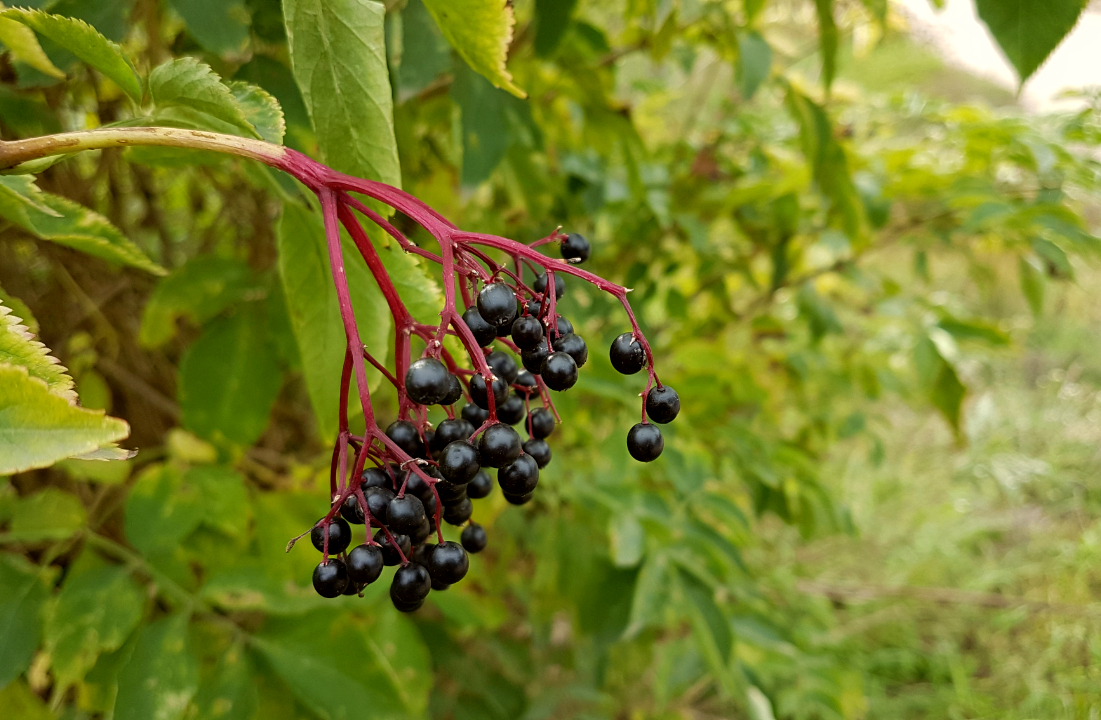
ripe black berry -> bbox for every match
[461,306,498,347]
[627,423,664,462]
[462,402,489,426]
[431,577,451,591]
[390,563,431,608]
[432,418,474,452]
[526,408,555,439]
[404,472,434,505]
[465,470,493,499]
[522,438,552,469]
[504,491,534,506]
[514,370,537,391]
[511,315,544,350]
[497,394,525,425]
[478,423,522,467]
[552,333,588,367]
[610,333,646,375]
[646,385,680,424]
[346,544,384,585]
[443,497,473,525]
[477,283,518,327]
[340,495,364,524]
[541,352,578,391]
[499,453,539,495]
[374,529,412,565]
[428,541,469,584]
[434,478,468,503]
[363,486,395,524]
[521,344,549,375]
[469,373,509,410]
[411,542,436,567]
[386,420,424,457]
[496,320,513,338]
[440,373,463,406]
[533,272,566,298]
[405,357,452,405]
[554,316,574,337]
[386,495,427,534]
[311,517,352,554]
[361,466,391,490]
[313,559,349,598]
[561,232,591,263]
[409,516,433,545]
[486,350,519,384]
[438,441,480,483]
[461,523,488,553]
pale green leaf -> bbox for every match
[422,0,525,97]
[1019,255,1045,316]
[0,555,48,687]
[149,57,259,138]
[0,364,130,474]
[227,81,286,144]
[813,0,837,91]
[184,465,251,537]
[0,10,65,79]
[0,299,74,400]
[167,0,251,55]
[737,30,771,100]
[975,0,1084,83]
[193,643,258,720]
[0,8,142,102]
[114,614,200,720]
[139,256,255,348]
[0,281,38,335]
[69,444,138,461]
[8,487,87,541]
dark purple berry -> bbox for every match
[554,316,574,338]
[465,470,493,499]
[526,408,555,439]
[498,453,539,495]
[541,352,578,391]
[533,272,566,298]
[462,402,489,427]
[428,541,469,585]
[552,333,588,368]
[361,466,391,490]
[514,370,537,390]
[497,394,525,425]
[374,529,411,566]
[405,357,452,405]
[469,373,509,410]
[313,559,348,598]
[646,385,680,424]
[438,441,480,484]
[627,423,663,462]
[610,333,646,375]
[341,495,364,524]
[503,491,534,506]
[478,423,521,468]
[511,315,544,350]
[409,516,433,545]
[386,420,424,458]
[521,344,549,374]
[411,542,436,567]
[434,478,467,503]
[386,495,426,534]
[390,563,431,608]
[461,306,497,347]
[443,497,473,525]
[440,373,464,406]
[461,523,488,553]
[486,350,519,384]
[311,517,351,554]
[363,487,395,524]
[347,544,384,585]
[522,438,552,469]
[477,283,518,327]
[561,233,591,263]
[431,577,451,591]
[404,472,434,505]
[432,418,474,452]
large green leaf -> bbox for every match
[177,302,283,447]
[0,298,74,400]
[395,0,451,100]
[167,0,251,55]
[534,0,577,56]
[0,554,48,688]
[282,0,401,187]
[0,8,65,79]
[0,364,130,474]
[139,256,255,348]
[114,614,200,720]
[0,7,142,102]
[452,60,510,187]
[44,564,144,691]
[975,0,1085,83]
[422,0,525,98]
[149,57,260,138]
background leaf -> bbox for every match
[975,0,1085,83]
[422,0,525,98]
[114,614,200,720]
[534,0,578,57]
[166,0,250,55]
[0,10,65,79]
[0,555,48,688]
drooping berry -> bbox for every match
[504,491,534,506]
[478,423,522,468]
[432,418,474,452]
[461,523,488,553]
[311,517,352,554]
[361,466,391,490]
[405,357,452,405]
[496,320,513,338]
[511,315,544,350]
[554,316,574,338]
[465,470,493,499]
[527,408,555,439]
[340,495,365,524]
[428,541,469,585]
[498,453,539,496]
[561,232,591,263]
[431,577,451,591]
[522,438,552,469]
[497,394,526,425]
[363,487,395,524]
[387,495,427,534]
[477,283,518,327]
[390,563,431,610]
[533,272,566,298]
[439,441,480,484]
[553,333,588,368]
[627,423,664,462]
[646,385,680,424]
[440,373,464,406]
[461,306,498,347]
[411,542,436,567]
[374,529,412,565]
[313,559,349,598]
[486,350,519,384]
[443,497,473,525]
[347,544,385,585]
[386,420,424,457]
[409,516,434,545]
[514,370,537,391]
[610,333,646,375]
[541,352,578,391]
[342,580,362,596]
[521,344,550,375]
[462,402,489,426]
[469,373,509,410]
[404,472,434,505]
[434,478,468,503]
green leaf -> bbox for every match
[193,643,258,720]
[149,57,260,138]
[1031,237,1073,279]
[813,0,837,91]
[914,336,966,433]
[936,316,1010,346]
[422,0,525,98]
[44,564,144,690]
[124,464,203,558]
[452,60,510,188]
[745,0,768,23]
[796,284,842,341]
[276,201,390,440]
[0,8,141,102]
[0,555,48,687]
[227,81,286,144]
[0,678,54,720]
[975,0,1085,84]
[395,0,451,100]
[624,552,669,637]
[0,364,130,474]
[609,513,645,568]
[183,465,251,537]
[167,0,251,55]
[283,0,401,188]
[0,10,65,79]
[8,487,86,541]
[678,569,737,694]
[177,303,283,447]
[534,0,577,56]
[139,256,255,348]
[1019,255,1045,316]
[0,298,74,400]
[737,30,771,100]
[859,0,887,28]
[114,614,200,720]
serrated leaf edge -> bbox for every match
[0,300,76,402]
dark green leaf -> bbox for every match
[936,316,1010,346]
[737,31,771,100]
[797,284,842,341]
[1019,255,1045,316]
[114,614,200,720]
[975,0,1084,83]
[534,0,578,56]
[914,336,966,433]
[452,60,510,187]
[139,257,255,348]
[0,555,48,687]
[678,568,736,694]
[1031,237,1073,279]
[125,464,204,556]
[167,0,251,55]
[395,0,451,100]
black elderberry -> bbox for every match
[477,282,518,327]
[497,394,526,425]
[465,470,493,499]
[405,357,452,405]
[527,298,543,319]
[311,517,352,554]
[627,423,664,462]
[342,580,362,596]
[646,385,680,424]
[404,472,434,505]
[499,453,539,496]
[554,316,574,338]
[533,272,566,298]
[340,495,364,524]
[390,563,431,609]
[522,438,552,469]
[469,373,509,410]
[411,542,436,567]
[313,559,349,598]
[526,408,555,439]
[610,333,646,375]
[434,478,468,503]
[386,420,424,457]
[553,333,588,368]
[431,577,451,591]
[462,402,489,426]
[432,418,474,452]
[440,373,464,406]
[541,352,578,391]
[504,491,534,506]
[392,596,425,613]
[461,306,498,347]
[443,497,474,525]
[439,441,480,483]
[347,544,385,585]
[496,319,513,338]
[478,423,522,468]
[361,466,391,490]
[409,516,434,545]
[374,529,412,565]
[561,232,591,263]
[511,315,544,350]
[386,494,427,534]
[363,486,395,524]
[428,541,469,585]
[486,350,519,384]
[521,344,550,375]
[461,523,488,553]
[514,370,537,391]
[422,490,439,519]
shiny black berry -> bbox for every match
[347,544,384,585]
[461,523,488,553]
[497,394,526,425]
[499,453,539,495]
[526,408,555,439]
[553,333,588,368]
[469,373,509,410]
[438,441,480,484]
[404,472,434,505]
[514,370,537,391]
[478,423,522,468]
[554,316,574,338]
[533,272,566,298]
[477,283,518,327]
[313,559,349,598]
[361,466,391,490]
[627,423,664,462]
[363,486,395,524]
[486,350,519,384]
[390,563,431,609]
[387,495,426,534]
[504,491,534,506]
[465,470,493,499]
[521,344,550,374]
[462,402,489,427]
[428,541,469,585]
[405,357,452,405]
[434,478,467,503]
[432,418,474,452]
[311,517,351,554]
[610,333,646,375]
[522,438,552,469]
[541,352,578,391]
[561,233,591,263]
[340,495,364,524]
[646,385,680,424]
[386,420,424,457]
[411,542,436,567]
[409,516,434,545]
[440,373,464,406]
[374,529,412,565]
[461,306,498,347]
[443,497,473,525]
[511,315,544,350]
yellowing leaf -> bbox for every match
[0,5,65,79]
[422,0,526,98]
